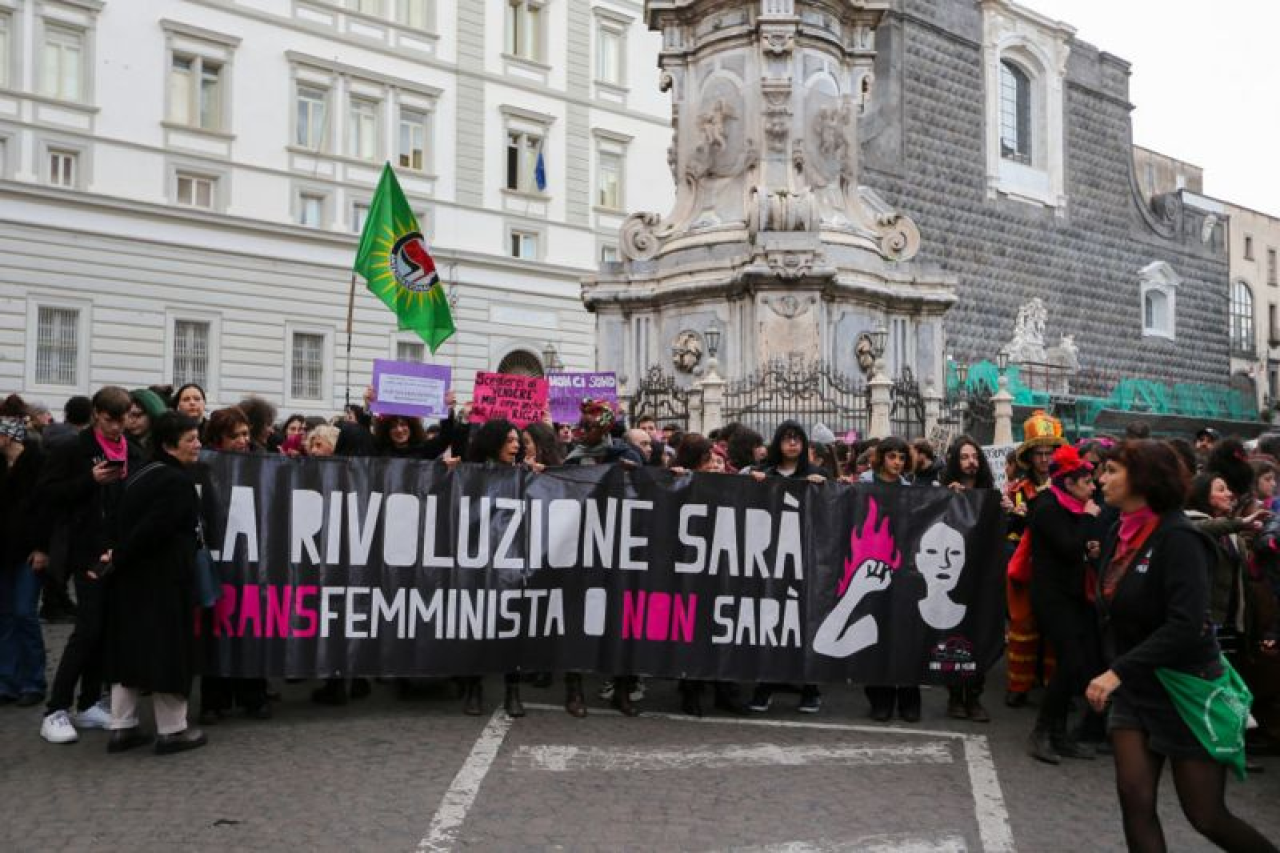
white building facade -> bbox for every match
[0,0,672,415]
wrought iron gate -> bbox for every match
[627,365,692,431]
[722,358,868,438]
[889,367,926,438]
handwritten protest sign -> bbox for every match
[470,372,549,427]
[547,372,617,424]
[371,360,451,420]
[984,443,1017,492]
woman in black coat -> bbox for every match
[1087,441,1275,852]
[1026,445,1102,763]
[101,412,207,755]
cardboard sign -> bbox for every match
[470,372,549,427]
[371,360,451,420]
[547,372,617,424]
[984,443,1018,492]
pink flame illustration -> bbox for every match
[839,497,901,596]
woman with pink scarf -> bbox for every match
[1025,445,1103,764]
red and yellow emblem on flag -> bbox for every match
[354,163,456,353]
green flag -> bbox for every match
[354,163,455,353]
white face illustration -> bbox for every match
[916,522,966,596]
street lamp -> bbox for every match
[996,347,1010,374]
[542,343,562,372]
[870,325,888,360]
[704,325,721,359]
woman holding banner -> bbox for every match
[748,421,826,715]
[460,418,527,718]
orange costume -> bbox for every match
[1005,411,1063,703]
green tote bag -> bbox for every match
[1155,656,1253,780]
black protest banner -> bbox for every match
[197,453,1006,683]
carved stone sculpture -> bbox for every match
[671,330,704,373]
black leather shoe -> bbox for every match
[1005,691,1029,708]
[965,698,992,723]
[564,675,587,718]
[504,685,525,719]
[1027,730,1060,765]
[463,681,483,716]
[154,728,207,755]
[311,681,348,706]
[107,728,152,754]
[16,692,43,708]
[1051,736,1096,760]
[680,681,704,717]
[349,678,372,699]
[612,679,640,717]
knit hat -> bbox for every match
[0,416,26,442]
[130,388,169,420]
[1016,409,1065,465]
[811,422,837,445]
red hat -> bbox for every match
[1049,445,1092,479]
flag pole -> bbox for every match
[344,270,357,409]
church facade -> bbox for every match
[860,0,1231,398]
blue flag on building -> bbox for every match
[534,148,547,192]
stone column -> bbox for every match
[993,375,1015,445]
[695,362,726,432]
[923,382,943,438]
[868,370,892,439]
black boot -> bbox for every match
[713,682,747,715]
[965,686,991,723]
[680,680,703,717]
[1051,719,1096,760]
[947,686,968,720]
[463,678,483,716]
[612,676,640,717]
[504,683,525,718]
[564,674,587,718]
[311,679,348,706]
[1027,727,1060,764]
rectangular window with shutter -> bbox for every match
[41,26,83,101]
[396,340,425,362]
[348,98,379,161]
[35,306,79,386]
[291,332,325,400]
[173,319,210,387]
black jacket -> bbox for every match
[1028,490,1088,607]
[0,442,47,567]
[104,452,200,695]
[33,428,145,570]
[1097,512,1220,695]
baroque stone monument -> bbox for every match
[582,0,957,394]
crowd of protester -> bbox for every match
[0,383,1277,850]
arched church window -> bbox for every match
[497,349,545,377]
[999,60,1032,165]
[1231,280,1255,354]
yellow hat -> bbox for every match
[1016,409,1065,464]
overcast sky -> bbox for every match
[1018,0,1278,216]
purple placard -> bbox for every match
[371,359,452,420]
[547,371,617,424]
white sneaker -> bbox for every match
[629,678,646,702]
[41,710,79,744]
[597,680,615,701]
[73,701,112,730]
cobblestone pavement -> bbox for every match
[2,624,1276,852]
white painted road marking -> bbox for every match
[963,736,1015,853]
[418,704,1014,853]
[724,832,968,852]
[510,741,954,772]
[416,709,513,853]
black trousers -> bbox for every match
[1032,595,1100,731]
[46,572,106,714]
